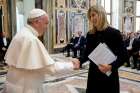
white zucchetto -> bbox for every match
[28,8,47,19]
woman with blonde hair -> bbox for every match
[74,5,128,93]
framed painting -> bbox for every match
[54,9,67,48]
[123,15,134,33]
[69,0,89,9]
[124,0,134,13]
[68,11,88,36]
[122,1,134,33]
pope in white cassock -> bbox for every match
[2,9,80,93]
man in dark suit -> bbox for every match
[0,32,10,65]
[65,31,86,58]
[132,36,140,70]
[64,33,77,57]
[72,31,86,58]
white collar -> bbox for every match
[26,24,39,37]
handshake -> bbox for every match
[71,58,80,70]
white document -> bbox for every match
[88,43,117,76]
[88,43,117,65]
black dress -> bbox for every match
[79,26,128,93]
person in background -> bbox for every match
[0,32,5,63]
[72,31,86,58]
[0,31,10,65]
[125,32,135,67]
[2,8,79,93]
[65,31,86,58]
[131,33,140,70]
[64,32,77,57]
[73,5,128,93]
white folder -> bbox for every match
[88,43,117,65]
[88,43,117,76]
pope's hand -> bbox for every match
[72,58,80,70]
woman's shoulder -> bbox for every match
[86,31,94,37]
[107,26,120,32]
[106,26,121,35]
[105,26,122,39]
[87,30,96,35]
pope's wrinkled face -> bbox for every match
[39,15,49,33]
[41,16,49,32]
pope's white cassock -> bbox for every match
[2,25,74,93]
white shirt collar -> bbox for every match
[26,24,39,37]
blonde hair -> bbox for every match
[87,5,109,33]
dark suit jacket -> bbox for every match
[0,36,10,61]
[79,26,128,93]
[78,36,86,47]
[0,37,10,49]
[132,38,140,53]
[0,37,5,51]
[73,36,86,48]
